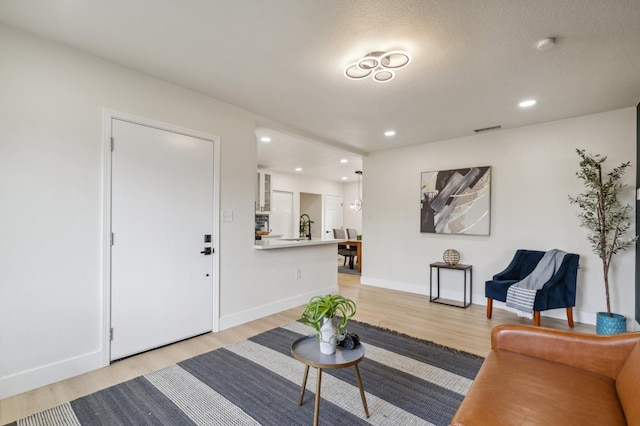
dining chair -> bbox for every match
[333,228,356,268]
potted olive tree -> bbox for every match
[568,149,636,334]
[301,294,357,354]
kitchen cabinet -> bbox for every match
[256,171,271,213]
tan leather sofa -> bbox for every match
[451,324,640,425]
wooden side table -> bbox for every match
[291,335,369,426]
[429,262,472,308]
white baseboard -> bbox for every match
[2,286,338,400]
[361,276,428,296]
[0,350,102,400]
[362,275,472,302]
[5,283,622,402]
[218,285,338,330]
[362,275,602,327]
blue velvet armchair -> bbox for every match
[485,249,580,327]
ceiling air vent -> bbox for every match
[473,125,502,134]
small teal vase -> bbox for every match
[596,312,627,335]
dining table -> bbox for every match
[346,240,362,273]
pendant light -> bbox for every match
[353,170,363,211]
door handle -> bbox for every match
[200,247,213,255]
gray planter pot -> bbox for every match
[595,312,627,335]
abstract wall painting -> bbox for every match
[420,166,491,235]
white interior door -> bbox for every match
[110,119,214,360]
[271,190,294,238]
[325,194,343,237]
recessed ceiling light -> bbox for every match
[340,159,348,163]
[536,37,556,51]
[384,130,396,137]
[260,136,271,142]
[295,167,302,172]
[342,176,348,180]
[519,99,537,108]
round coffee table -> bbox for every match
[291,335,369,426]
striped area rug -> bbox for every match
[11,320,483,426]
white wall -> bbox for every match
[0,25,336,398]
[363,108,637,329]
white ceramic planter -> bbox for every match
[319,317,337,354]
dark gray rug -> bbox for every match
[9,320,483,426]
[338,264,360,275]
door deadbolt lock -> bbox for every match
[200,247,213,255]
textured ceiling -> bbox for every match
[1,0,639,181]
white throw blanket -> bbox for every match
[505,249,567,319]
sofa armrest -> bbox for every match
[534,254,579,310]
[539,253,578,291]
[491,324,640,380]
[491,251,523,281]
[492,263,520,281]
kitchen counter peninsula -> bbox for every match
[254,238,346,250]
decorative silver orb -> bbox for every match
[443,249,461,266]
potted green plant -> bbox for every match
[301,294,357,354]
[568,148,636,334]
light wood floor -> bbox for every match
[0,271,594,424]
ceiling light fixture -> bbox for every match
[344,50,411,83]
[260,136,271,142]
[340,159,348,163]
[384,130,396,137]
[295,167,302,172]
[519,99,537,108]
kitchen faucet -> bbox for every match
[300,214,312,240]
